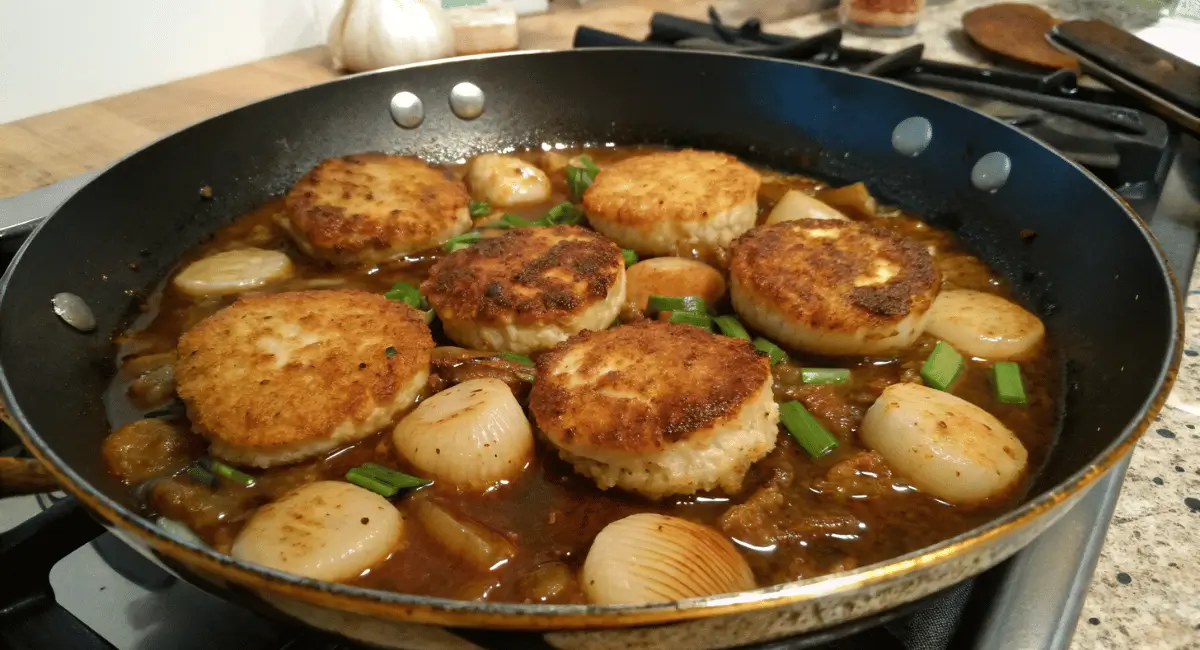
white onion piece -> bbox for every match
[231,481,403,582]
[765,190,849,224]
[582,513,754,605]
[392,378,532,490]
[467,154,552,207]
[861,383,1028,505]
[410,494,514,571]
[924,290,1046,360]
[173,248,294,297]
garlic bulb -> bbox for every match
[392,378,533,490]
[582,513,755,605]
[328,0,456,73]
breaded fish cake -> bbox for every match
[729,220,940,356]
[582,149,761,255]
[529,321,779,498]
[176,290,433,467]
[422,225,626,354]
[281,154,471,266]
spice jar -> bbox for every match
[839,0,925,36]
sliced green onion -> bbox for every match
[713,315,751,340]
[566,155,600,201]
[753,337,789,366]
[622,249,638,267]
[801,368,851,385]
[423,308,436,325]
[501,352,535,367]
[186,463,216,488]
[921,340,964,391]
[385,346,398,358]
[443,231,482,251]
[780,401,839,458]
[468,200,491,218]
[346,463,431,498]
[384,282,426,309]
[646,295,707,316]
[544,202,585,226]
[486,213,535,229]
[669,311,712,329]
[992,361,1028,406]
[201,458,256,487]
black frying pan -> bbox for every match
[0,50,1181,648]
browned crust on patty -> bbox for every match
[730,220,939,332]
[529,321,770,455]
[582,149,761,226]
[421,225,624,327]
[175,290,433,450]
[283,153,469,264]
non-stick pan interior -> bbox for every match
[0,49,1176,522]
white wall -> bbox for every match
[0,0,343,124]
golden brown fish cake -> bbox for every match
[529,321,779,498]
[729,219,940,356]
[582,149,761,255]
[421,225,626,353]
[175,290,433,467]
[281,153,471,266]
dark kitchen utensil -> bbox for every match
[0,49,1180,649]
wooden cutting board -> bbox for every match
[962,3,1078,70]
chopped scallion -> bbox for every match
[780,401,839,458]
[713,315,751,340]
[544,202,585,226]
[345,463,430,498]
[669,311,712,329]
[423,308,436,325]
[753,337,789,365]
[501,352,535,367]
[622,249,638,267]
[801,368,851,385]
[384,282,426,309]
[992,361,1028,406]
[646,295,707,316]
[186,463,216,488]
[443,231,482,251]
[385,346,398,358]
[921,341,964,391]
[566,155,600,201]
[200,458,256,487]
[468,200,491,218]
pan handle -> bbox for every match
[0,170,99,240]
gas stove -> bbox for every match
[1,15,1198,648]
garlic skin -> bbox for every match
[329,0,456,73]
[582,513,755,605]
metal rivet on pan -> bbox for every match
[971,152,1012,192]
[891,117,933,157]
[449,82,485,120]
[390,91,424,129]
[52,292,96,332]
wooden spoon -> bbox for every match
[963,3,1078,70]
[0,457,59,495]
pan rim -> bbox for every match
[0,48,1184,628]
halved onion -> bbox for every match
[765,190,849,224]
[409,494,515,571]
[173,248,294,297]
[582,513,754,605]
[392,378,533,490]
[924,290,1046,360]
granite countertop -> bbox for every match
[758,1,1200,647]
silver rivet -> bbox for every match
[390,91,424,129]
[971,152,1012,192]
[52,292,96,332]
[449,82,485,120]
[892,117,933,157]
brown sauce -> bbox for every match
[104,146,1059,604]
